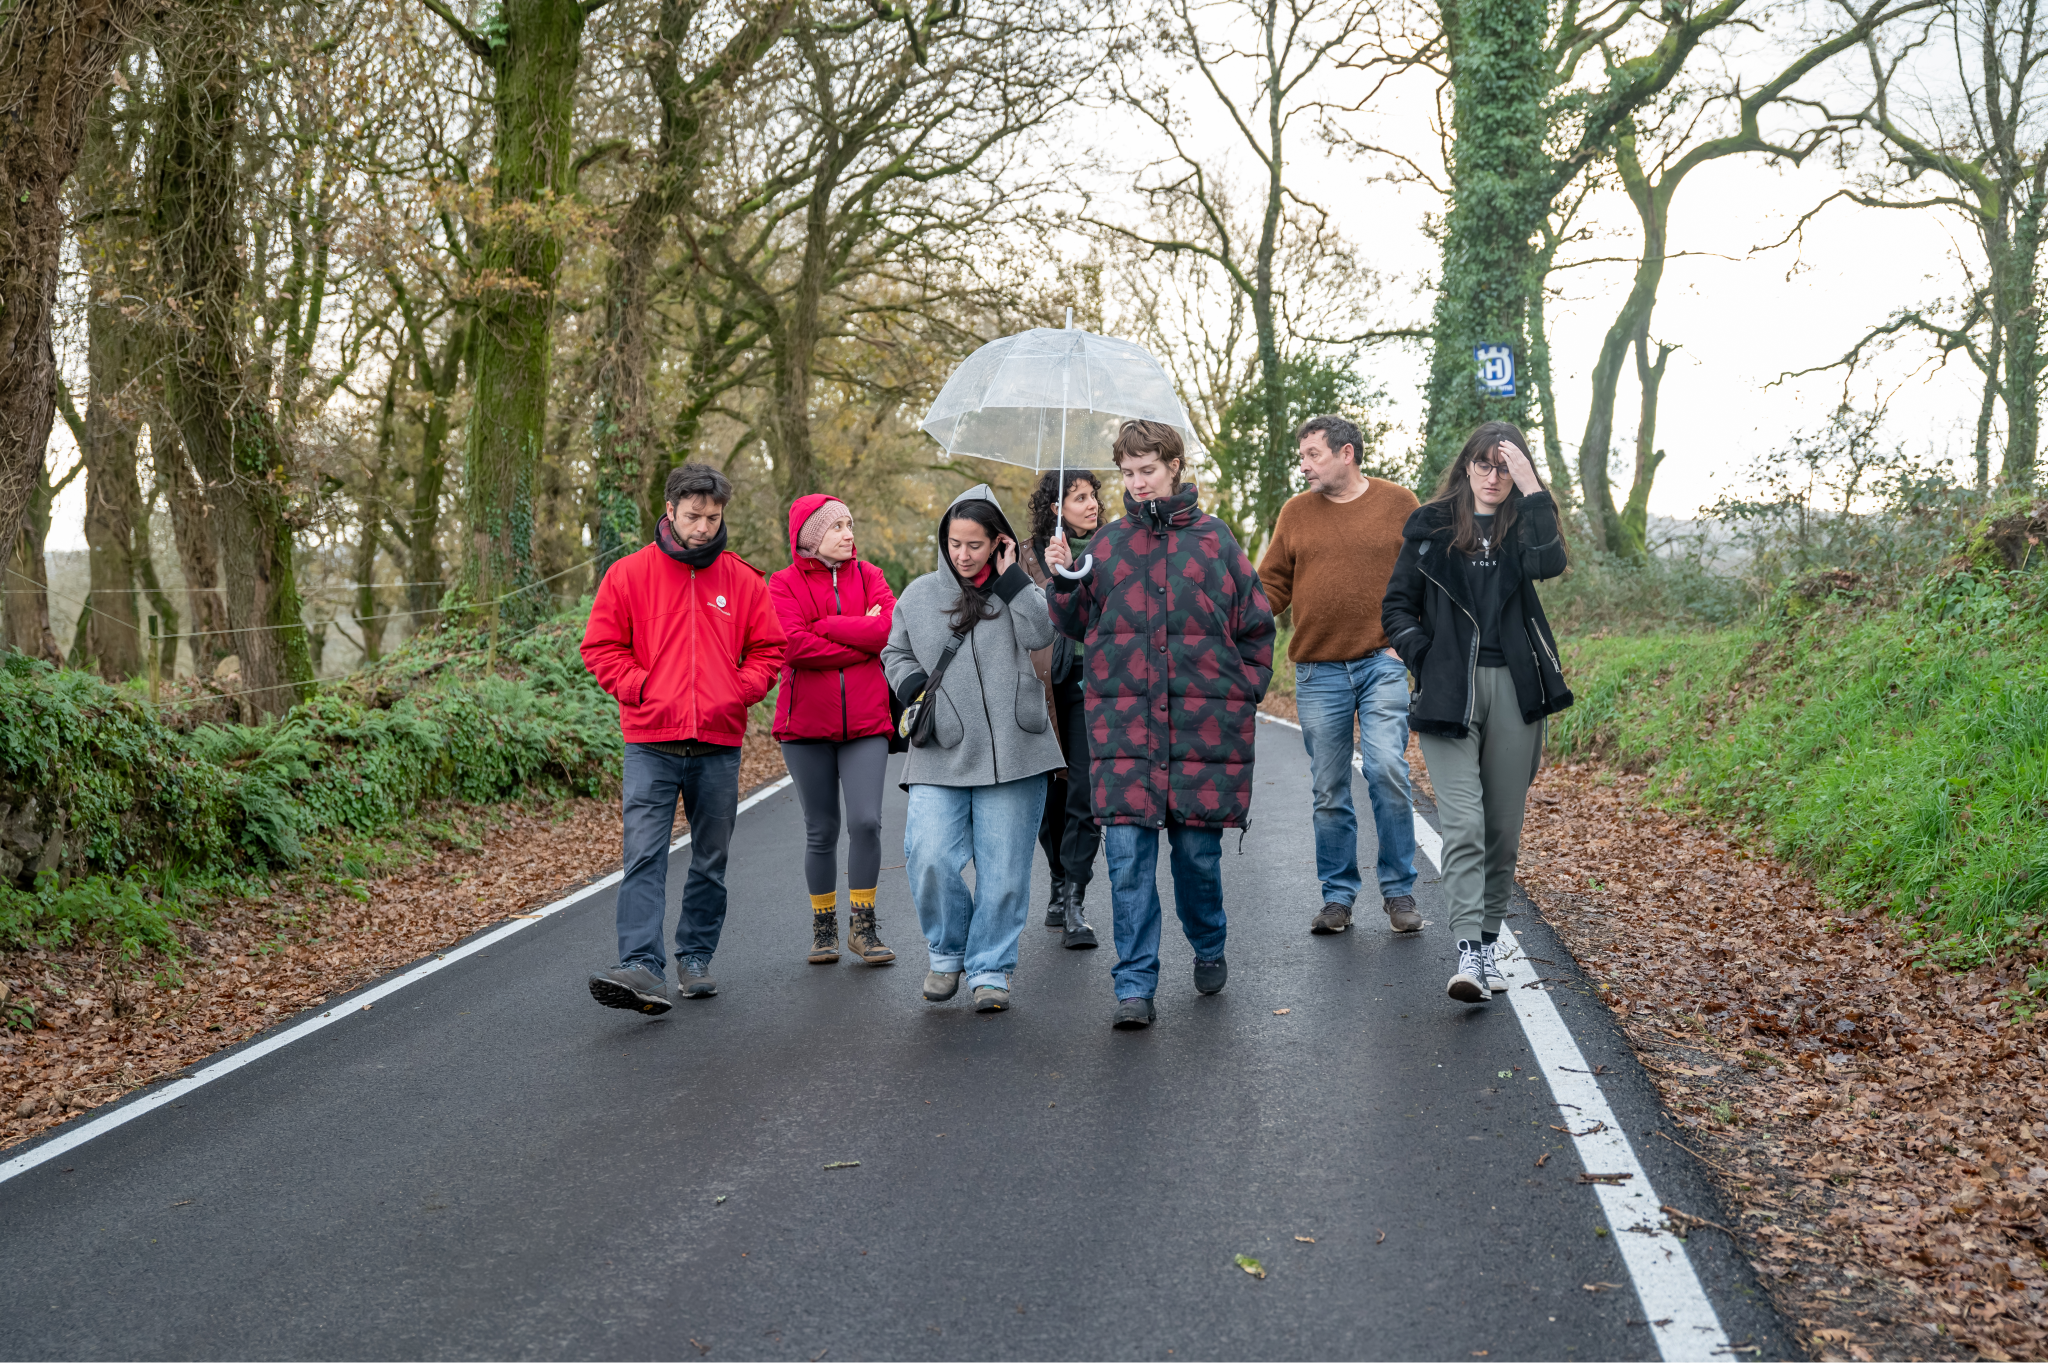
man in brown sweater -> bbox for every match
[1258,415,1423,935]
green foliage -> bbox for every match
[0,872,182,960]
[0,614,622,952]
[1550,558,2048,970]
[1541,547,1749,636]
[1209,352,1400,548]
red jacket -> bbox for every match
[769,492,896,742]
[581,538,786,747]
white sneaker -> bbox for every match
[1481,941,1510,994]
[1448,940,1489,1003]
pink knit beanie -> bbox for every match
[796,498,851,558]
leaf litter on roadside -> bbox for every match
[1517,761,2048,1363]
[1233,1254,1265,1279]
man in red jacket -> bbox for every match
[581,464,786,1012]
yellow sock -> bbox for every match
[849,887,876,910]
[809,892,837,913]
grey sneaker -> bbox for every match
[1193,956,1228,995]
[588,965,672,1015]
[1112,996,1156,1029]
[1447,940,1489,1004]
[1481,941,1510,993]
[1310,902,1353,934]
[923,970,962,1002]
[972,986,1010,1012]
[678,955,718,998]
[1383,894,1423,933]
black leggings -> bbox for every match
[781,735,890,897]
[1037,683,1100,891]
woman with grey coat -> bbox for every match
[882,485,1067,1012]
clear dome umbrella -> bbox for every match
[920,313,1203,577]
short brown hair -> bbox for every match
[1112,420,1185,478]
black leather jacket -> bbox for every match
[1381,489,1573,739]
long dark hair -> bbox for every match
[1427,421,1566,558]
[943,499,1006,633]
[1028,468,1101,546]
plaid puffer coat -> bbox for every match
[1047,483,1275,829]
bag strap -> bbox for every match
[923,628,970,694]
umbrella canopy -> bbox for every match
[919,326,1202,472]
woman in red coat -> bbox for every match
[770,493,899,967]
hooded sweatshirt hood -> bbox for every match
[936,483,1020,584]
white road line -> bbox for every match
[1256,711,1729,1360]
[0,774,797,1187]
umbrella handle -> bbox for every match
[1054,554,1094,580]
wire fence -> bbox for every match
[9,555,600,711]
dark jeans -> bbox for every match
[617,743,741,978]
[1103,822,1226,1001]
[1036,682,1100,891]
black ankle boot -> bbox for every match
[1044,878,1067,928]
[1061,881,1099,950]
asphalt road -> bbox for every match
[0,719,1791,1360]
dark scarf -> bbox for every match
[656,515,727,570]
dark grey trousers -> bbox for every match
[781,735,891,897]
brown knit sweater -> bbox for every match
[1257,479,1420,662]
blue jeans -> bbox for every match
[1295,651,1419,906]
[617,743,742,978]
[904,778,1047,992]
[1103,823,1227,1001]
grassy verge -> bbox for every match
[1550,554,2048,978]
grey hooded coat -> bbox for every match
[881,485,1066,789]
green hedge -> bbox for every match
[0,616,623,955]
[1551,551,2048,972]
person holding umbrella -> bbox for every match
[1021,467,1103,949]
[883,486,1068,1013]
[1044,421,1276,1029]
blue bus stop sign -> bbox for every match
[1474,343,1516,398]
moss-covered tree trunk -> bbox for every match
[1995,199,2043,486]
[156,420,233,676]
[150,6,313,714]
[0,0,137,581]
[2,462,65,663]
[594,0,796,575]
[456,0,586,622]
[1416,0,1550,493]
[74,84,149,679]
[79,297,146,678]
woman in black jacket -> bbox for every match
[1021,467,1103,949]
[1381,421,1572,1006]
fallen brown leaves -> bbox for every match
[1,731,787,1154]
[1519,763,2048,1363]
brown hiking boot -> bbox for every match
[1310,902,1354,934]
[1382,895,1423,933]
[847,911,896,965]
[808,909,840,964]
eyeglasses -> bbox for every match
[1469,460,1511,480]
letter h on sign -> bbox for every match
[1473,344,1516,398]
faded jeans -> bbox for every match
[904,777,1047,992]
[1103,823,1227,1001]
[617,743,742,979]
[1294,651,1419,907]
